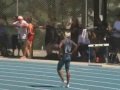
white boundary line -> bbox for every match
[0,68,120,89]
[0,82,49,90]
[0,61,120,72]
[0,72,120,89]
[0,64,120,78]
[0,58,120,69]
[0,74,118,90]
[0,58,120,89]
[0,88,9,90]
[0,78,86,90]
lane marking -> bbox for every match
[0,68,120,89]
[0,64,120,78]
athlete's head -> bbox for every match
[65,31,71,38]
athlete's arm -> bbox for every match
[71,41,78,55]
[58,40,64,59]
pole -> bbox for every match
[85,0,88,27]
[16,0,19,16]
[94,0,99,26]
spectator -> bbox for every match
[78,29,90,61]
[45,22,57,57]
[21,17,35,59]
[109,15,120,63]
[12,16,28,56]
[0,16,9,56]
[11,16,21,56]
[11,34,20,56]
[111,15,120,52]
[70,17,80,44]
[69,17,82,58]
[45,21,56,46]
[95,17,106,43]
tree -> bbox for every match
[0,0,16,25]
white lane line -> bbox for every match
[0,62,120,89]
[1,58,120,69]
[0,67,120,82]
[0,78,86,90]
[0,62,120,74]
[0,65,120,79]
[0,62,120,75]
[0,75,118,90]
[0,88,9,90]
[0,82,49,90]
[0,68,120,89]
[0,72,120,88]
[0,60,106,68]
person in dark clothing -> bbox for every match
[57,31,77,88]
[45,22,58,57]
[0,20,8,56]
[11,34,21,56]
[70,17,80,44]
[45,22,56,46]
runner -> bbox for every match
[57,31,77,88]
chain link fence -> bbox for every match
[0,0,114,50]
[0,0,94,49]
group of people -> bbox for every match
[1,15,120,88]
[65,17,92,61]
[57,15,120,88]
[12,16,35,59]
[108,15,120,63]
[13,15,78,88]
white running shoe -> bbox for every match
[61,80,66,87]
[66,84,70,88]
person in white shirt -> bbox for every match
[78,29,90,61]
[13,16,28,56]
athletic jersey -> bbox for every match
[60,38,76,54]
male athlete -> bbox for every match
[57,31,77,88]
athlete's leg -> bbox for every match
[57,58,65,82]
[20,40,29,59]
[64,54,71,88]
[28,41,33,58]
[65,60,70,86]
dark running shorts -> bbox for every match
[57,54,71,71]
[11,34,21,49]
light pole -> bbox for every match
[81,0,88,28]
[85,0,88,27]
[16,0,19,16]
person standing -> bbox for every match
[70,17,82,58]
[13,16,28,56]
[11,16,20,56]
[21,17,35,59]
[57,31,77,88]
[70,17,80,44]
[112,16,120,51]
[110,15,120,63]
[0,16,8,56]
[78,29,90,61]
